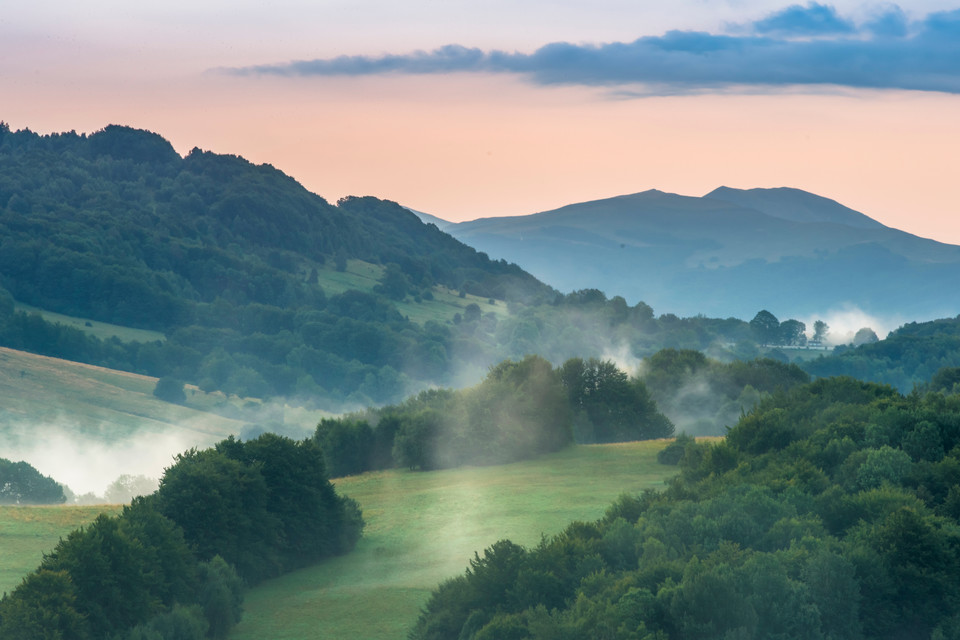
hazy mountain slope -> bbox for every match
[448,188,960,319]
[704,186,885,229]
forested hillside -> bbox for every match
[411,376,960,639]
[0,123,765,407]
[803,315,960,392]
[0,123,548,404]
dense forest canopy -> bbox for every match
[410,376,960,640]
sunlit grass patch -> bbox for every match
[233,440,678,640]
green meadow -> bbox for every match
[12,302,166,344]
[0,505,122,596]
[315,258,505,326]
[232,440,679,640]
[0,346,244,441]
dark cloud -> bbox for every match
[863,6,909,38]
[751,3,856,36]
[228,5,960,95]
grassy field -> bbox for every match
[0,346,244,441]
[0,504,122,596]
[232,440,680,640]
[0,346,248,497]
[12,302,166,344]
[315,258,505,326]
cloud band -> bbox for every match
[228,4,960,95]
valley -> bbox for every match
[2,122,960,639]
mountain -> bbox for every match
[0,123,554,406]
[445,187,960,319]
[0,123,762,410]
[407,207,454,231]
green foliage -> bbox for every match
[153,376,187,404]
[410,375,960,639]
[196,557,243,639]
[0,124,552,404]
[314,356,674,476]
[0,458,65,505]
[155,434,362,583]
[641,350,810,436]
[657,433,696,465]
[561,357,673,442]
[0,433,363,639]
[804,316,960,392]
[749,309,780,344]
[0,570,87,639]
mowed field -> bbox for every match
[0,346,243,441]
[0,346,249,497]
[0,504,122,595]
[232,440,680,640]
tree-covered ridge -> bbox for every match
[804,315,960,392]
[409,376,960,640]
[0,433,362,639]
[0,123,546,328]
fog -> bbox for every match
[0,421,223,498]
[802,304,899,344]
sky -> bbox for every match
[4,1,960,243]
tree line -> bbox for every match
[0,433,363,639]
[314,356,674,477]
[0,458,65,505]
[409,372,960,639]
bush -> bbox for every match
[153,376,186,404]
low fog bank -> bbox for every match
[0,421,220,499]
[0,396,334,501]
[802,304,899,345]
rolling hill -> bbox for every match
[439,187,960,320]
[0,123,557,406]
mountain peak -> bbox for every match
[704,186,885,230]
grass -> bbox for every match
[0,504,122,596]
[315,258,506,326]
[232,440,679,640]
[12,302,166,344]
[0,346,243,441]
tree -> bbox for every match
[104,475,158,503]
[779,319,807,346]
[374,263,411,301]
[812,319,829,344]
[153,376,186,404]
[0,570,87,640]
[0,458,65,504]
[749,310,780,345]
[463,302,482,323]
[853,327,879,346]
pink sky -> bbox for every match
[4,1,960,243]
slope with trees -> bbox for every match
[408,375,960,639]
[0,433,362,639]
[804,315,960,391]
[0,124,767,410]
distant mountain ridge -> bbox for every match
[426,187,960,319]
